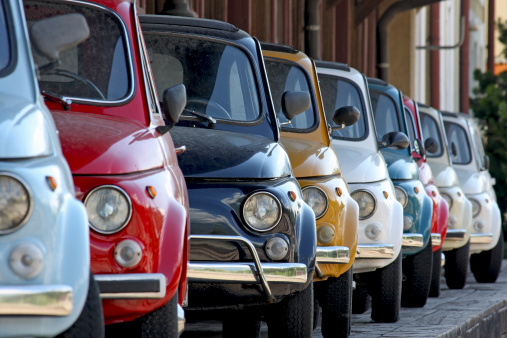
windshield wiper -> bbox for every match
[41,91,72,111]
[181,108,216,128]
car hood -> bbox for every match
[0,93,52,159]
[430,163,460,188]
[52,111,164,175]
[454,167,488,195]
[171,126,292,178]
[381,150,419,180]
[333,143,388,183]
[280,137,341,178]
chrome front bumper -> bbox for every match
[445,229,467,241]
[431,233,442,247]
[316,246,350,264]
[355,244,395,259]
[402,234,424,247]
[470,233,494,244]
[95,273,166,299]
[0,285,72,316]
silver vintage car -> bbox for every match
[0,0,103,336]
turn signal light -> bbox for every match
[46,176,57,191]
[288,191,297,201]
[414,187,419,194]
[146,186,157,199]
[336,187,342,197]
[383,191,388,199]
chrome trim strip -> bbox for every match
[445,229,467,241]
[95,273,166,299]
[316,246,350,264]
[0,285,72,316]
[470,233,494,244]
[187,262,307,284]
[402,234,424,247]
[177,304,185,335]
[431,233,442,247]
[356,244,395,259]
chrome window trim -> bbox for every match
[351,189,377,220]
[301,185,329,219]
[84,184,133,235]
[0,172,33,235]
[242,191,283,232]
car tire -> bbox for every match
[470,230,504,283]
[429,247,443,297]
[313,295,320,330]
[367,253,402,323]
[138,290,178,337]
[57,271,104,338]
[223,316,261,338]
[351,283,370,314]
[320,268,352,338]
[401,238,432,307]
[444,240,470,289]
[267,281,313,338]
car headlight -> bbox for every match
[351,190,376,219]
[470,198,481,217]
[243,192,282,231]
[301,186,328,219]
[394,187,408,208]
[85,185,132,234]
[441,192,453,209]
[0,174,32,234]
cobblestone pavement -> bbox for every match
[182,260,507,337]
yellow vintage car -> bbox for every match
[262,42,359,337]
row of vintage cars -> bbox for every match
[0,0,503,336]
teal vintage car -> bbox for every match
[367,78,433,308]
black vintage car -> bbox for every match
[140,15,317,336]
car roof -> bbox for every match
[314,60,350,72]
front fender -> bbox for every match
[433,196,449,252]
[294,202,317,286]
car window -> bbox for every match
[24,0,132,102]
[403,107,417,150]
[0,0,11,74]
[319,75,367,140]
[369,91,400,141]
[264,60,316,131]
[144,33,261,123]
[420,112,444,157]
[469,123,486,169]
[444,121,472,164]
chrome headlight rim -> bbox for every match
[351,189,377,220]
[441,192,453,209]
[394,186,408,208]
[0,172,33,235]
[242,191,282,232]
[84,185,133,235]
[301,186,329,219]
[469,198,481,217]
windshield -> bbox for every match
[370,91,401,141]
[444,121,472,164]
[0,0,10,74]
[24,0,131,102]
[319,75,367,140]
[420,112,444,157]
[144,33,261,123]
[469,122,487,169]
[403,107,417,151]
[264,60,316,131]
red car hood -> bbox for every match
[52,111,164,175]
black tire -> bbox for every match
[320,268,352,338]
[444,240,470,289]
[223,316,261,338]
[367,253,402,323]
[429,247,443,297]
[351,282,370,314]
[470,230,504,283]
[313,294,320,330]
[57,271,104,338]
[267,281,313,338]
[401,237,433,307]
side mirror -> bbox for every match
[424,137,439,154]
[280,91,311,125]
[413,139,426,159]
[30,14,90,64]
[450,142,458,157]
[378,131,410,150]
[484,155,490,170]
[162,84,187,126]
[331,106,360,131]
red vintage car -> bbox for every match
[403,96,448,297]
[24,0,189,335]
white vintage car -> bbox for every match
[316,61,404,323]
[0,0,103,336]
[417,105,473,289]
[441,112,502,283]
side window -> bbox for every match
[370,91,400,141]
[420,113,444,157]
[444,121,472,164]
[403,107,417,150]
[0,0,9,72]
[229,61,246,120]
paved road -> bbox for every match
[182,260,507,337]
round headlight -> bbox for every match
[301,186,328,219]
[441,192,453,209]
[243,192,282,232]
[0,174,32,234]
[470,198,481,217]
[394,187,408,208]
[351,190,376,219]
[85,186,132,234]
